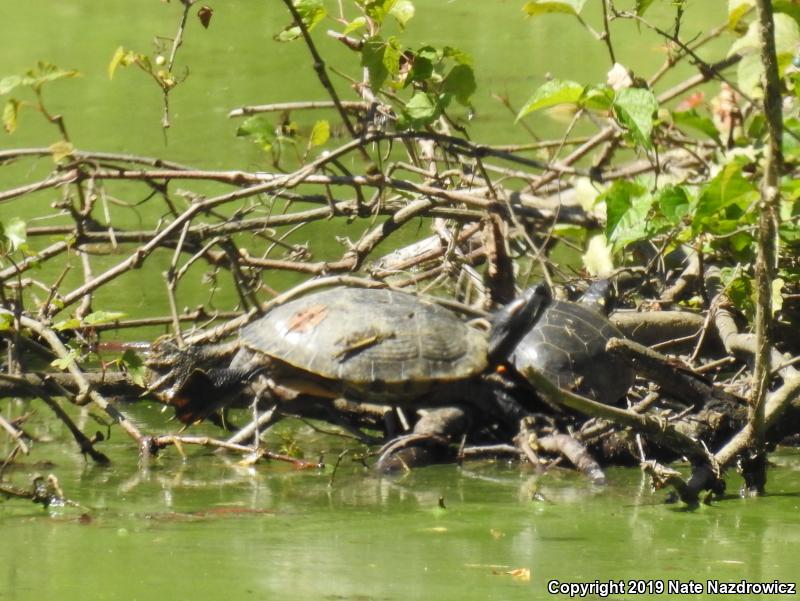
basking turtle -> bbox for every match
[495,280,634,404]
[148,285,550,424]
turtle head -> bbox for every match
[579,278,617,315]
[488,283,551,363]
[146,337,244,424]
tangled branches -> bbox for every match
[2,1,799,507]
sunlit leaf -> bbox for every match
[404,91,438,122]
[693,161,759,234]
[108,46,126,79]
[50,348,79,370]
[582,234,614,276]
[1,217,27,251]
[730,13,800,95]
[363,0,397,24]
[275,0,326,41]
[389,0,415,27]
[49,140,74,163]
[236,116,272,138]
[0,311,12,331]
[0,75,22,95]
[656,185,691,225]
[613,87,658,149]
[523,0,587,17]
[728,0,754,29]
[3,98,20,133]
[236,116,275,151]
[23,63,80,90]
[309,119,330,146]
[121,349,146,387]
[83,311,128,326]
[580,85,614,111]
[342,16,368,35]
[600,180,654,251]
[53,318,82,332]
[517,80,584,120]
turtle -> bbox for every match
[148,285,551,424]
[494,279,634,405]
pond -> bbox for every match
[2,1,799,599]
[2,404,800,601]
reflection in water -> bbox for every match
[2,416,800,601]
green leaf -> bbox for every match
[580,85,614,111]
[236,116,273,138]
[613,87,658,149]
[83,311,127,326]
[442,46,473,66]
[406,46,436,85]
[404,92,437,120]
[363,0,397,24]
[309,119,330,147]
[731,13,800,96]
[23,62,80,90]
[50,348,79,370]
[517,80,584,120]
[636,0,656,16]
[599,180,654,251]
[0,75,22,95]
[522,0,588,17]
[612,191,653,250]
[775,0,800,26]
[0,311,12,331]
[236,116,275,151]
[3,98,20,134]
[121,349,147,387]
[693,161,759,234]
[275,0,326,41]
[342,16,367,35]
[671,108,721,145]
[1,217,27,252]
[442,64,476,106]
[361,36,402,91]
[389,0,415,27]
[108,46,126,79]
[49,140,74,163]
[728,0,754,29]
[53,318,82,332]
[721,268,755,317]
[656,185,691,225]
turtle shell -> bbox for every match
[231,287,488,401]
[510,300,633,404]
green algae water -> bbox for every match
[2,405,799,601]
[2,1,799,599]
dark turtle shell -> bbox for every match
[510,299,633,404]
[229,287,488,400]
